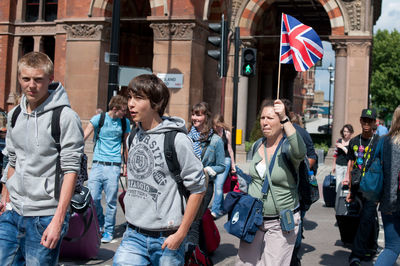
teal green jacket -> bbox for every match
[248,132,306,216]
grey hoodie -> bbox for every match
[124,116,206,230]
[6,82,84,216]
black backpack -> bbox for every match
[11,105,90,213]
[128,128,190,214]
[251,137,319,211]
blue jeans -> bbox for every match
[375,212,400,265]
[113,226,186,266]
[88,163,120,235]
[211,157,231,215]
[0,210,70,266]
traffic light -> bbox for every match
[207,15,228,78]
[241,48,257,77]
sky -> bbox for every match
[314,0,400,102]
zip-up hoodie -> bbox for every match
[124,116,206,230]
[6,82,84,216]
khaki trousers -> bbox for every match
[236,212,300,266]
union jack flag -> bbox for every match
[280,13,324,71]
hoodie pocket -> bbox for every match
[24,176,55,201]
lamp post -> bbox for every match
[327,64,334,134]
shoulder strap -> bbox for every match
[128,127,139,150]
[251,137,264,158]
[51,106,67,200]
[11,105,22,128]
[165,130,189,214]
[281,138,298,183]
[94,112,106,147]
[121,118,127,142]
[51,106,66,153]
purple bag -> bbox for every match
[59,199,101,260]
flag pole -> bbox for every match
[277,13,283,100]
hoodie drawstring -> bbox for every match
[34,112,39,146]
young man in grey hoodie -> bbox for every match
[113,74,206,265]
[0,52,84,265]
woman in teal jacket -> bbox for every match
[186,102,225,250]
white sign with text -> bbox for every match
[157,73,183,88]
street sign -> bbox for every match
[156,73,184,88]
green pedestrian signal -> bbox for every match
[241,48,256,77]
[245,64,252,74]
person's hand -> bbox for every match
[123,164,127,177]
[274,99,287,121]
[342,178,349,186]
[0,193,10,216]
[161,231,185,250]
[346,192,353,203]
[336,142,344,150]
[41,219,62,249]
[0,202,5,216]
[204,167,216,177]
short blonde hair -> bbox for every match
[17,52,54,76]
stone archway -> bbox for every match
[227,0,377,156]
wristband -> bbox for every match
[280,117,289,124]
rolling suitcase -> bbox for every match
[335,186,361,244]
[323,173,336,207]
[59,199,101,260]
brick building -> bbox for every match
[0,0,382,150]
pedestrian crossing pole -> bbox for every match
[232,27,240,158]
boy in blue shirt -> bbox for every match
[84,95,130,243]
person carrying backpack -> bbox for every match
[282,99,318,266]
[113,74,206,266]
[186,102,225,252]
[83,95,131,243]
[0,52,84,265]
[236,99,306,266]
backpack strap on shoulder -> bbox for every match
[164,130,189,214]
[121,118,126,141]
[128,127,139,150]
[51,106,67,200]
[281,138,298,183]
[11,106,22,128]
[251,137,265,158]
[93,112,106,150]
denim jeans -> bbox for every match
[113,226,186,266]
[351,197,379,259]
[88,163,120,235]
[211,157,231,215]
[0,210,70,266]
[375,212,400,265]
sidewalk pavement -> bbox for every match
[59,162,399,266]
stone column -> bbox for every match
[150,20,208,122]
[331,41,347,146]
[33,36,42,51]
[345,39,372,134]
[8,36,22,106]
[63,21,109,120]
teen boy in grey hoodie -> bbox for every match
[0,52,84,265]
[113,74,206,266]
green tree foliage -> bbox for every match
[371,29,400,118]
